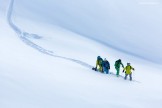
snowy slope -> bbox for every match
[13,0,162,64]
[0,0,162,108]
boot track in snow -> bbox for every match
[7,0,140,83]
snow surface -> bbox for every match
[13,0,162,64]
[0,0,162,108]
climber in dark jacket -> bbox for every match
[103,58,110,74]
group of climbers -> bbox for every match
[93,56,110,74]
[93,56,135,81]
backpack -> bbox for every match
[115,60,120,67]
[98,58,103,65]
[126,65,132,70]
[105,61,110,68]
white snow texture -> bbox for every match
[0,0,162,108]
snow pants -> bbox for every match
[103,67,109,74]
[115,67,120,76]
[124,73,132,81]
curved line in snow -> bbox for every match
[7,0,93,69]
[6,0,142,83]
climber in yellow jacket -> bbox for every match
[95,56,103,72]
[123,63,135,81]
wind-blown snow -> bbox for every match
[0,0,162,108]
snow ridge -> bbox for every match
[7,0,93,69]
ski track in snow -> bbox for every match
[7,0,93,69]
[7,0,140,83]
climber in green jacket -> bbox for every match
[114,59,124,77]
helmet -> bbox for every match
[127,63,130,65]
[118,59,121,62]
[97,56,101,60]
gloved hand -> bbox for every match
[94,67,97,71]
[122,70,125,73]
